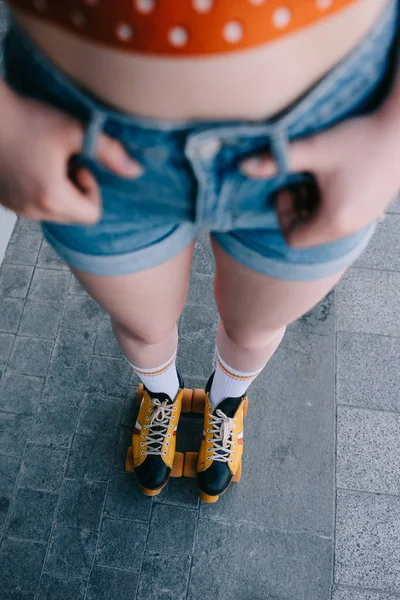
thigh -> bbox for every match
[71,242,195,337]
[212,238,342,335]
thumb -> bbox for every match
[56,168,102,225]
[284,210,332,248]
[97,135,144,179]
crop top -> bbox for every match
[8,0,360,56]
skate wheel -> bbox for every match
[136,384,144,407]
[125,447,134,473]
[183,452,198,478]
[140,486,162,497]
[243,396,248,419]
[181,388,193,413]
[232,461,242,483]
[199,491,219,503]
[192,388,206,414]
[171,452,184,477]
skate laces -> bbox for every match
[143,397,174,456]
[207,409,236,463]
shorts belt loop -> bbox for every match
[82,110,107,158]
[270,127,290,180]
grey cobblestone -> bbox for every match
[0,297,24,333]
[18,299,63,339]
[4,233,42,266]
[0,264,34,298]
[6,488,57,542]
[7,336,53,376]
[44,525,98,579]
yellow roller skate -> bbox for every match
[195,373,248,503]
[125,372,192,497]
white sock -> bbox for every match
[128,353,179,400]
[209,351,263,410]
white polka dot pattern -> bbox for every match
[33,0,47,11]
[273,6,292,29]
[117,23,134,41]
[316,0,334,9]
[223,20,244,43]
[193,0,213,13]
[71,10,86,28]
[135,0,156,14]
[168,26,189,47]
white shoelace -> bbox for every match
[141,398,175,456]
[207,409,236,463]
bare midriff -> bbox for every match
[11,0,388,121]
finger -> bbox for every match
[276,190,298,235]
[97,135,143,178]
[240,154,278,179]
[52,170,102,224]
[285,212,336,248]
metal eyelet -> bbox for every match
[167,434,171,438]
[141,451,144,455]
[207,438,211,443]
[207,457,211,460]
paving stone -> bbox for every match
[336,269,400,336]
[153,475,200,510]
[386,194,400,213]
[137,554,191,600]
[355,215,400,272]
[68,275,88,296]
[88,356,131,397]
[7,488,57,542]
[200,331,335,536]
[7,337,53,377]
[94,317,122,357]
[178,304,218,378]
[191,233,215,275]
[0,297,24,333]
[76,393,122,437]
[61,296,104,331]
[18,445,68,492]
[66,434,115,481]
[45,329,95,394]
[332,588,398,600]
[41,381,85,408]
[0,332,14,371]
[0,372,44,415]
[337,406,400,495]
[15,218,43,235]
[147,504,197,555]
[0,454,20,529]
[30,403,78,449]
[29,269,70,303]
[18,300,63,339]
[186,272,216,308]
[104,471,151,522]
[121,386,138,427]
[288,291,334,336]
[337,332,400,412]
[87,566,139,600]
[37,239,69,271]
[113,426,133,472]
[45,525,98,579]
[36,574,87,600]
[56,479,107,530]
[95,517,147,571]
[0,264,33,298]
[189,519,332,600]
[0,412,33,456]
[335,490,400,591]
[0,538,46,597]
[4,233,42,266]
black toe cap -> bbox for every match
[135,455,170,490]
[197,461,232,496]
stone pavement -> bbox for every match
[2,5,400,599]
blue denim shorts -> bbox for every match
[3,0,398,280]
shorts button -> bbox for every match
[198,137,222,160]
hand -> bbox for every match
[0,82,142,225]
[241,112,400,248]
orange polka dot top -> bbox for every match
[9,0,359,56]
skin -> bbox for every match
[1,0,399,373]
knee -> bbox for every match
[223,323,286,352]
[112,319,176,347]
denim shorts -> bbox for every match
[2,0,398,280]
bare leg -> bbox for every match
[70,242,195,368]
[212,237,343,373]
